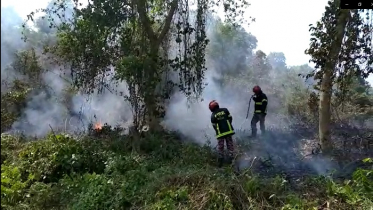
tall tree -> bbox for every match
[208,21,258,76]
[250,50,271,84]
[24,0,250,131]
[267,52,287,71]
[306,1,372,152]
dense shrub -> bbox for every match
[1,131,372,210]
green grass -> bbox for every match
[1,128,372,210]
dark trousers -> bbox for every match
[251,113,266,136]
[217,135,234,158]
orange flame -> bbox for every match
[94,122,102,131]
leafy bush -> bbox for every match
[1,132,372,209]
[327,158,373,207]
[1,165,29,208]
[15,134,112,183]
[0,80,31,133]
[1,134,26,164]
[59,173,130,210]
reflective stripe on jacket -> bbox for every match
[211,107,235,139]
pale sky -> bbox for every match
[2,0,373,85]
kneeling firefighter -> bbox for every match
[250,85,268,137]
[209,100,235,167]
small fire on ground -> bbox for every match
[94,122,103,131]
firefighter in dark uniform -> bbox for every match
[209,100,235,167]
[251,85,268,137]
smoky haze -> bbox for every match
[1,4,341,176]
[1,6,25,87]
[163,19,336,175]
[164,20,303,143]
[1,6,133,137]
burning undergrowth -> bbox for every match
[2,119,372,210]
[233,128,335,178]
[87,121,125,138]
[229,124,372,181]
[80,119,371,183]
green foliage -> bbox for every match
[10,49,44,83]
[1,1,371,210]
[1,131,372,209]
[1,49,42,133]
[206,20,322,122]
[1,134,26,164]
[327,166,373,207]
[306,5,372,83]
[1,165,29,208]
[22,0,252,132]
[336,159,372,200]
[16,134,110,183]
[150,186,190,209]
[1,84,30,133]
[333,75,373,121]
[60,173,129,210]
[207,21,257,76]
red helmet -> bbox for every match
[208,100,219,111]
[253,85,262,94]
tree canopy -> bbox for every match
[306,3,373,151]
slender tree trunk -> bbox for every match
[319,8,350,153]
[319,70,333,152]
[145,45,161,131]
[136,0,178,131]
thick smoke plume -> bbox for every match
[1,6,25,86]
[10,69,133,136]
[164,21,291,143]
[1,6,133,137]
[163,20,337,176]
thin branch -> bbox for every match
[49,124,58,141]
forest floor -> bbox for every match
[1,124,372,210]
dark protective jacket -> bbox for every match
[211,107,235,139]
[253,92,268,114]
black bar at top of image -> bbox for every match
[341,0,373,9]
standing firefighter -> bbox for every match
[209,100,235,167]
[251,85,268,137]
